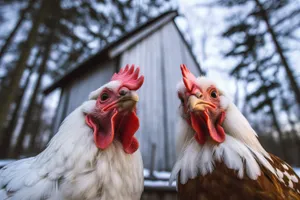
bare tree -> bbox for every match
[254,0,300,106]
[0,0,51,140]
[12,10,58,157]
[0,0,37,66]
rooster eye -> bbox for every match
[178,94,184,104]
[100,93,109,101]
[179,97,184,104]
[210,91,218,98]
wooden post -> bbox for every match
[150,143,157,178]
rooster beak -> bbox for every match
[117,91,139,112]
[188,95,216,112]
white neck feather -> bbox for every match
[222,101,270,159]
[171,133,275,185]
[35,100,98,165]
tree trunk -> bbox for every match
[0,0,36,66]
[0,68,33,158]
[281,95,300,164]
[268,100,288,161]
[0,71,12,105]
[0,51,41,158]
[256,69,288,160]
[254,0,300,106]
[28,96,44,153]
[12,24,56,158]
[0,0,50,141]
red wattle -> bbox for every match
[203,111,225,143]
[191,113,206,144]
[124,137,139,154]
[119,111,140,154]
[85,111,140,154]
[190,111,226,144]
[85,113,116,149]
[215,111,226,143]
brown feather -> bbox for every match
[177,154,300,200]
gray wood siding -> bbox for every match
[53,60,116,132]
[52,88,69,133]
[120,30,166,170]
[120,21,200,170]
[64,60,116,116]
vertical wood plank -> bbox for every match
[64,60,116,115]
[120,30,166,170]
[161,22,201,170]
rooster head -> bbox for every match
[177,64,269,158]
[178,64,225,144]
[86,64,144,154]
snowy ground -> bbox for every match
[144,168,171,180]
[144,168,176,188]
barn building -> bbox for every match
[44,10,202,198]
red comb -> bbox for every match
[180,64,197,92]
[111,64,144,90]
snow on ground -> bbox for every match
[144,168,171,179]
[144,180,176,187]
[144,168,176,187]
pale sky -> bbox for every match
[177,0,238,98]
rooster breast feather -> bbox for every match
[0,101,97,199]
[0,157,59,200]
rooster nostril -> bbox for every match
[196,92,203,98]
[119,90,127,96]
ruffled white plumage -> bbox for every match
[170,131,274,185]
[0,99,143,200]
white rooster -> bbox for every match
[0,65,144,200]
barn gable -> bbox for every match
[45,10,201,171]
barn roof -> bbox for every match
[44,10,201,94]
